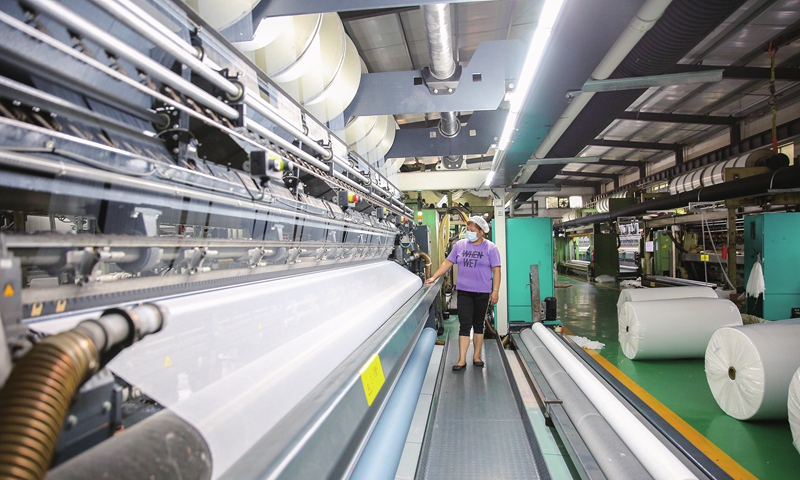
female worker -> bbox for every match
[425,215,501,371]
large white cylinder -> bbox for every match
[186,0,259,31]
[705,320,800,420]
[619,298,742,360]
[789,367,800,455]
[617,286,717,316]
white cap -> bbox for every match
[468,215,489,233]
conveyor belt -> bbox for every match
[416,335,550,480]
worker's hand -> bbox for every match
[489,290,498,305]
[424,276,436,285]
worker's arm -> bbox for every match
[424,259,454,285]
[489,266,501,305]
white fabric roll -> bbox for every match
[616,286,716,316]
[705,319,800,420]
[619,298,742,360]
[788,367,800,454]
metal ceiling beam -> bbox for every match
[338,7,417,21]
[617,111,742,125]
[668,64,800,81]
[596,159,645,167]
[504,185,562,193]
[587,139,682,151]
[569,70,723,96]
[525,157,600,166]
[560,171,618,179]
[252,0,491,18]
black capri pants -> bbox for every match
[457,290,490,336]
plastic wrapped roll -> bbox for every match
[619,298,741,360]
[616,286,717,316]
[705,320,800,420]
[788,367,800,453]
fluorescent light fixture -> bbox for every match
[486,0,566,187]
[526,156,600,166]
[496,0,566,151]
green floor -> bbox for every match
[555,274,800,479]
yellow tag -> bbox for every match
[359,353,385,406]
[3,284,13,297]
[56,299,67,313]
[31,303,43,317]
[701,254,710,262]
[258,322,263,330]
[164,356,173,368]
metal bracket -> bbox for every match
[67,248,125,284]
[183,247,218,274]
[421,65,462,95]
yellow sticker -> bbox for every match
[701,254,710,262]
[3,284,13,297]
[359,353,385,406]
[31,303,43,317]
[56,299,67,313]
[164,356,173,368]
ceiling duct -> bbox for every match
[237,13,361,123]
[422,3,463,169]
[186,0,259,30]
[668,149,772,195]
[341,115,398,165]
[520,0,748,198]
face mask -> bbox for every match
[466,231,478,242]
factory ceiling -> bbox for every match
[247,0,800,197]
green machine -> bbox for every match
[744,213,800,320]
[505,217,555,323]
[652,231,673,276]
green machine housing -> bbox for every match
[744,213,800,320]
[504,217,555,323]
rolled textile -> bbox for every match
[789,367,800,454]
[705,319,800,420]
[616,286,716,316]
[619,298,741,360]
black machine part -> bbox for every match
[48,409,212,480]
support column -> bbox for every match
[727,208,738,288]
[492,192,509,335]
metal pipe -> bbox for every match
[0,75,149,140]
[421,3,461,142]
[351,327,437,480]
[244,91,328,157]
[520,329,650,479]
[20,0,240,120]
[416,251,432,279]
[531,324,696,480]
[0,43,162,125]
[244,119,331,173]
[0,305,165,480]
[421,4,456,80]
[86,0,240,99]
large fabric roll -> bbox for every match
[616,286,716,316]
[619,298,741,360]
[788,367,800,454]
[705,320,800,420]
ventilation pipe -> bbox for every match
[667,149,772,194]
[238,13,361,123]
[342,115,398,165]
[186,0,259,31]
[560,165,800,229]
[422,3,463,171]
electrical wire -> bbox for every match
[701,210,736,290]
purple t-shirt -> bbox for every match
[447,238,501,293]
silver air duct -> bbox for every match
[422,4,462,141]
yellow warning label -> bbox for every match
[3,284,14,297]
[701,254,710,262]
[31,303,43,317]
[164,356,173,368]
[257,322,263,330]
[359,353,385,406]
[56,299,67,313]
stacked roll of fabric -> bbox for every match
[618,298,741,360]
[789,368,800,455]
[705,320,800,420]
[616,286,717,316]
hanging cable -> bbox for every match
[701,210,736,291]
[768,41,778,155]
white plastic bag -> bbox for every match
[746,259,765,298]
